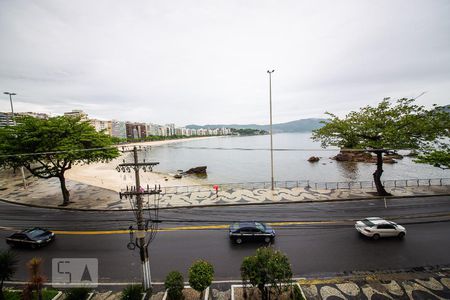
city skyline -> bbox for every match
[1,1,449,126]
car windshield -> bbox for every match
[26,229,46,238]
[361,219,375,226]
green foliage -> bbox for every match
[311,98,450,195]
[292,284,305,300]
[188,260,214,295]
[3,290,57,300]
[0,250,18,283]
[164,271,184,300]
[0,116,120,204]
[416,149,450,170]
[3,290,20,300]
[0,251,18,300]
[64,287,91,300]
[39,289,58,300]
[121,285,143,300]
[230,128,268,136]
[312,98,449,150]
[240,247,293,300]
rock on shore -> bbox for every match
[331,151,399,164]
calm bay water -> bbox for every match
[144,133,448,184]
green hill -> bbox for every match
[186,118,325,133]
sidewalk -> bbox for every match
[5,268,450,299]
[0,170,449,210]
[299,267,450,299]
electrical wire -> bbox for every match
[0,146,118,158]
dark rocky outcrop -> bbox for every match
[185,166,207,174]
[331,151,398,164]
[307,156,320,162]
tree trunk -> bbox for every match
[58,174,70,206]
[372,151,391,196]
[259,285,268,300]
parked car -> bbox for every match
[229,222,275,244]
[6,227,55,249]
[355,217,406,240]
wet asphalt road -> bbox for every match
[0,195,449,282]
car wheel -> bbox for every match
[372,234,380,240]
[30,244,37,249]
[235,238,243,244]
[398,232,405,239]
[264,237,271,243]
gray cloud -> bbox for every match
[1,0,449,125]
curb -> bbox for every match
[1,192,449,212]
[6,265,450,287]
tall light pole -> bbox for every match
[267,70,275,191]
[4,92,17,125]
[4,91,27,189]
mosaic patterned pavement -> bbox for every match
[1,171,449,210]
[300,272,450,300]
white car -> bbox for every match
[355,217,406,240]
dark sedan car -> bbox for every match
[6,227,55,249]
[229,222,275,244]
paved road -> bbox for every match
[1,196,449,230]
[0,196,449,283]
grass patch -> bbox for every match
[3,288,59,300]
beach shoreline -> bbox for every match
[65,136,217,191]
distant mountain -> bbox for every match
[186,118,326,133]
[443,105,450,113]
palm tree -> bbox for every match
[27,258,45,300]
[0,250,18,300]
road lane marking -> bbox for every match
[5,212,450,235]
[52,220,344,235]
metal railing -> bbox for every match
[161,178,450,194]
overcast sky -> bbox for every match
[0,0,449,126]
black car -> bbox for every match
[6,227,55,249]
[229,222,275,244]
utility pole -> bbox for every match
[117,146,161,291]
[266,70,275,190]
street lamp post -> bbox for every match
[4,92,17,125]
[267,70,275,191]
[4,91,27,189]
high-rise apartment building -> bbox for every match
[89,119,112,135]
[126,122,147,139]
[111,120,127,138]
[64,109,88,120]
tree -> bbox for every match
[312,98,449,196]
[240,247,293,300]
[0,250,18,300]
[164,271,184,300]
[0,116,120,205]
[414,105,450,170]
[416,149,450,170]
[188,260,214,299]
[24,258,44,300]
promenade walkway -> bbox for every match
[0,171,449,210]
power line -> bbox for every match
[0,146,420,159]
[0,146,118,158]
[166,146,416,152]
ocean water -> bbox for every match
[142,133,448,184]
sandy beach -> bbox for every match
[65,137,215,192]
